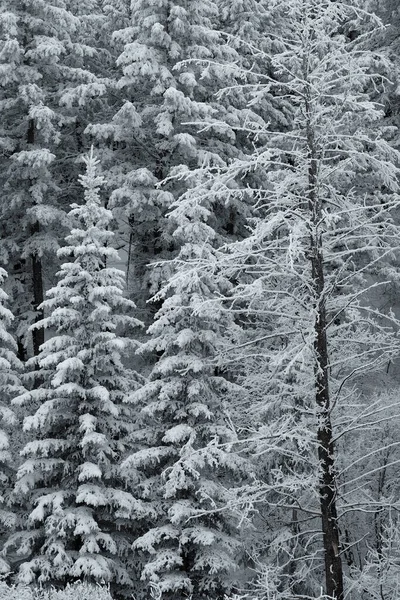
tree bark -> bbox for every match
[27,118,45,356]
[17,336,27,363]
[312,248,343,600]
[305,79,344,600]
[31,222,45,356]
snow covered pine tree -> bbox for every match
[0,267,23,574]
[88,0,260,318]
[0,0,109,358]
[121,176,249,599]
[3,149,144,595]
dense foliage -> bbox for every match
[0,1,399,599]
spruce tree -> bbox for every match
[0,267,23,574]
[0,0,107,357]
[122,178,248,600]
[4,150,144,593]
[88,0,265,317]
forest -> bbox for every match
[0,0,400,599]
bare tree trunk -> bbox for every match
[31,222,45,356]
[313,259,343,600]
[305,83,344,600]
[27,118,45,356]
[17,336,27,363]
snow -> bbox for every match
[0,1,400,598]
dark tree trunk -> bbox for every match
[312,249,343,600]
[305,79,344,600]
[27,118,45,356]
[31,222,45,356]
[17,337,27,363]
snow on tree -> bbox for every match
[375,0,400,146]
[170,1,400,598]
[331,385,400,596]
[3,149,144,594]
[121,173,249,599]
[0,0,108,358]
[87,0,272,320]
[87,0,221,313]
[0,267,23,575]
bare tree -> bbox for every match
[171,1,400,597]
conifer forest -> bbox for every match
[2,0,400,599]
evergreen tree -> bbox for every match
[0,0,107,357]
[88,0,271,318]
[89,0,218,310]
[4,150,144,593]
[122,177,248,600]
[0,267,23,574]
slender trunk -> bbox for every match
[312,251,343,600]
[27,118,45,356]
[27,117,34,145]
[375,448,389,600]
[305,82,344,600]
[31,222,45,356]
[17,337,27,363]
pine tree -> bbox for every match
[0,0,107,357]
[88,0,270,318]
[4,150,144,593]
[88,0,215,308]
[121,177,249,600]
[0,267,23,574]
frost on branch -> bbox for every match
[167,0,400,598]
